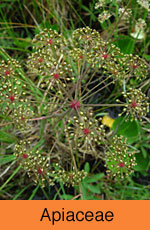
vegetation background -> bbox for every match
[0,0,150,200]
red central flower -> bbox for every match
[79,55,84,59]
[38,58,43,63]
[47,39,53,45]
[119,162,124,168]
[23,154,28,159]
[9,95,15,102]
[70,100,80,109]
[21,117,25,121]
[69,174,73,180]
[131,101,137,108]
[5,70,10,76]
[83,128,90,135]
[102,53,108,59]
[38,168,43,175]
[53,73,59,79]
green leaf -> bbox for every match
[16,38,32,49]
[84,162,90,173]
[40,119,47,139]
[114,35,135,54]
[84,173,104,183]
[60,194,74,200]
[86,184,101,194]
[0,155,15,165]
[0,165,21,192]
[134,153,149,173]
[81,5,96,21]
[81,183,88,200]
[140,146,147,159]
[0,131,17,143]
[112,117,140,143]
[32,139,45,152]
[143,144,150,149]
[28,183,40,200]
[143,54,150,61]
[13,184,32,200]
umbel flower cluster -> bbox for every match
[65,110,106,158]
[137,0,150,12]
[0,59,34,130]
[95,0,150,42]
[14,140,53,187]
[0,26,149,187]
[105,136,137,179]
[95,0,132,24]
[117,88,149,121]
[27,28,73,90]
[14,140,87,187]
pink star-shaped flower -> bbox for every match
[83,128,90,135]
[119,162,124,168]
[70,100,80,109]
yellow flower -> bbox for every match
[102,115,114,128]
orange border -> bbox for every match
[0,201,149,230]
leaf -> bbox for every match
[0,155,15,165]
[114,35,135,54]
[28,183,40,200]
[81,5,96,21]
[0,165,21,192]
[84,162,90,173]
[40,119,47,139]
[86,184,101,194]
[60,194,74,200]
[134,153,149,173]
[140,146,147,159]
[143,144,150,149]
[83,173,104,183]
[143,54,150,61]
[81,183,88,200]
[32,139,45,151]
[112,117,140,143]
[13,184,32,200]
[0,131,17,143]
